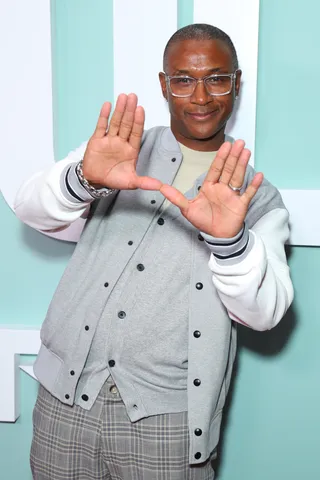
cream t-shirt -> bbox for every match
[162,143,217,210]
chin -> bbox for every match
[189,129,220,141]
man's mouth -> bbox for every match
[186,110,218,121]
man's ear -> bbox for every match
[235,69,242,97]
[159,72,168,101]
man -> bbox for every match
[15,24,293,479]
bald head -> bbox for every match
[163,23,238,72]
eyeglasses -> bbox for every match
[164,71,238,98]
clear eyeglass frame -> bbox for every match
[164,70,239,98]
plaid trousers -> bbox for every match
[30,378,215,480]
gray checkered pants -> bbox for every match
[30,379,215,479]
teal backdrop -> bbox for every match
[1,0,319,478]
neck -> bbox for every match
[172,127,226,152]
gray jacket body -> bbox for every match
[34,127,285,464]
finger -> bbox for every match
[219,140,246,185]
[134,175,163,191]
[129,106,145,150]
[160,184,189,211]
[92,102,112,139]
[118,93,138,141]
[240,173,264,207]
[204,142,232,184]
[108,94,128,137]
[228,148,251,192]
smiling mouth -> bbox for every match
[186,111,218,121]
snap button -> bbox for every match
[109,385,118,395]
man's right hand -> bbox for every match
[82,93,162,191]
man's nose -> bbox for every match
[190,80,212,105]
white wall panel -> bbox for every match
[280,190,320,246]
[0,327,40,422]
[194,0,260,160]
[0,0,54,209]
[113,0,177,128]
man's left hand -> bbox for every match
[160,140,264,238]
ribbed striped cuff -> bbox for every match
[202,223,253,266]
[60,162,95,203]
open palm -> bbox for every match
[160,141,264,238]
[82,94,162,191]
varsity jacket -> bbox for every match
[14,127,294,463]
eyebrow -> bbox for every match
[172,67,224,75]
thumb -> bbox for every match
[240,172,264,207]
[160,184,189,211]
